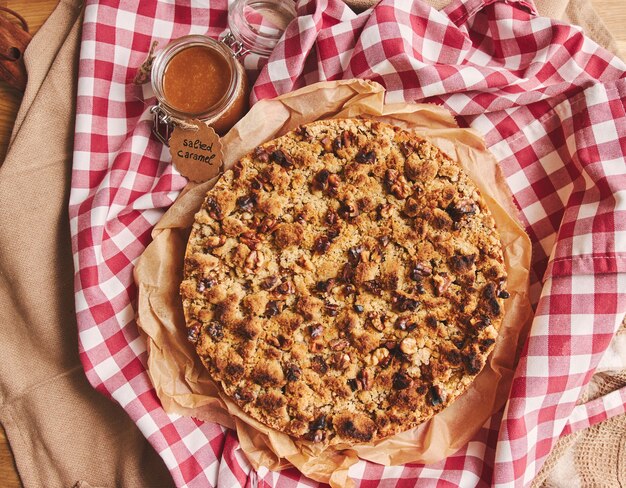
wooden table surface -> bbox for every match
[0,0,625,486]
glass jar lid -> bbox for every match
[226,0,297,58]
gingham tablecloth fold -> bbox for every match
[69,0,626,486]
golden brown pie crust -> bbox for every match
[181,118,508,445]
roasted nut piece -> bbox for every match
[277,281,294,295]
[375,203,393,220]
[285,363,302,382]
[207,321,224,341]
[366,312,385,332]
[433,273,453,296]
[258,216,277,233]
[312,169,330,191]
[205,196,223,220]
[260,276,278,290]
[264,300,281,318]
[236,195,256,211]
[327,174,341,195]
[270,148,294,169]
[253,145,270,162]
[338,200,359,220]
[404,197,420,217]
[393,293,420,312]
[321,137,333,153]
[206,235,226,248]
[313,235,331,254]
[309,323,324,338]
[391,177,412,200]
[244,250,263,273]
[324,302,340,316]
[400,337,418,355]
[370,347,390,366]
[355,148,376,164]
[240,231,260,250]
[410,262,432,279]
[358,368,372,390]
[330,338,350,350]
[393,371,413,390]
[187,323,202,343]
[325,209,338,226]
[332,352,351,370]
[196,277,216,293]
[446,198,478,221]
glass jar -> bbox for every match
[151,0,296,144]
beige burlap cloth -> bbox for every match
[0,0,172,487]
[0,0,621,487]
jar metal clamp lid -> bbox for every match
[150,0,296,145]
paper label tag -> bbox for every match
[169,119,224,183]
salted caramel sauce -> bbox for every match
[163,45,232,115]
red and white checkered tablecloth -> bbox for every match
[69,0,626,486]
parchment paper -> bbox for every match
[134,79,533,487]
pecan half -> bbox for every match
[428,386,443,406]
[312,169,330,191]
[205,235,226,249]
[410,262,432,280]
[253,145,270,162]
[258,216,277,233]
[244,249,263,272]
[446,199,478,221]
[260,276,278,290]
[400,337,418,354]
[240,231,260,250]
[325,301,340,316]
[187,323,202,343]
[207,321,224,341]
[285,363,302,382]
[330,338,350,350]
[366,312,385,332]
[276,281,294,295]
[392,371,413,390]
[370,347,390,366]
[309,323,324,339]
[433,273,453,296]
[236,195,256,211]
[332,352,351,370]
[205,197,223,220]
[355,148,376,164]
[338,200,359,220]
[270,148,294,169]
[358,368,372,390]
[196,277,216,293]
